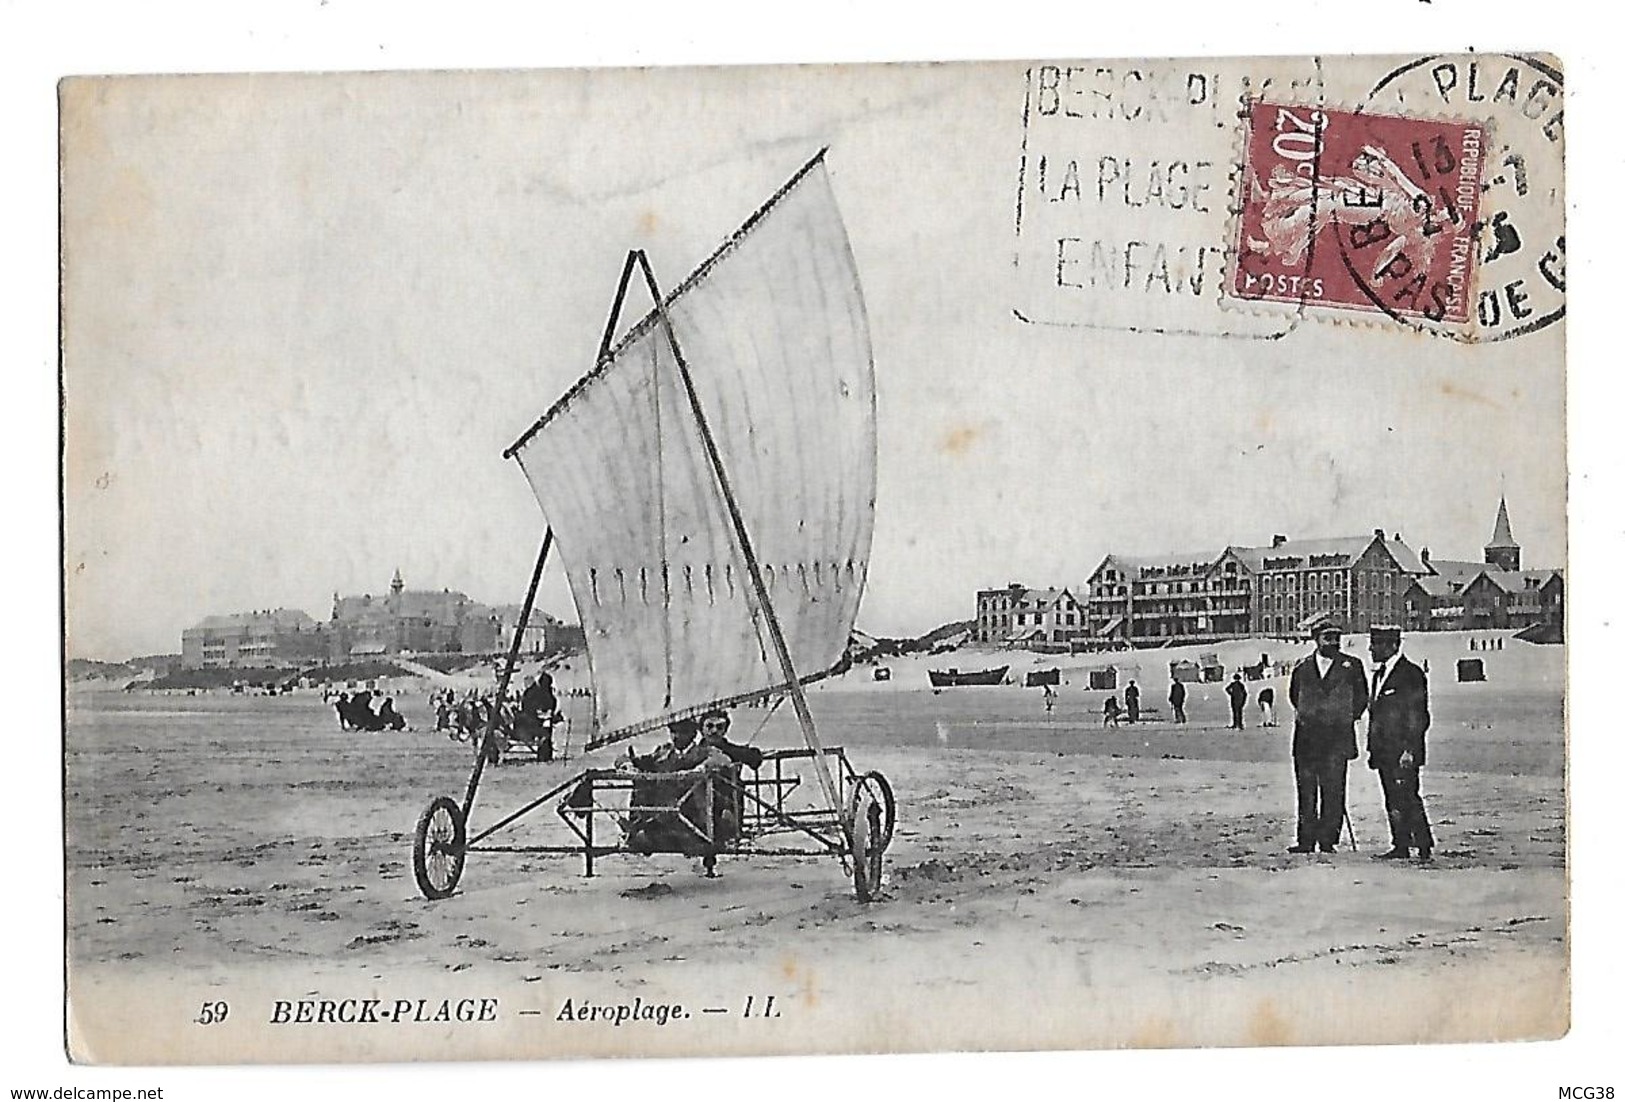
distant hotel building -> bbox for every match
[1239,529,1427,637]
[976,497,1562,650]
[1085,550,1242,644]
[328,570,503,658]
[180,570,554,669]
[1403,498,1564,632]
[1082,530,1424,646]
[973,585,1086,645]
[181,608,328,669]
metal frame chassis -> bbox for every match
[461,746,863,877]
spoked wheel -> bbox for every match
[854,770,896,851]
[413,796,467,900]
[848,786,887,903]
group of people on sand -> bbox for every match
[1222,675,1277,729]
[1101,679,1151,726]
[333,689,406,732]
[1284,619,1434,862]
[1124,620,1443,864]
[430,687,499,739]
[428,673,565,763]
[1098,671,1282,729]
[1093,619,1436,863]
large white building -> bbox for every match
[974,584,1087,645]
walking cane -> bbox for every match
[1343,808,1359,852]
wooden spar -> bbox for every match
[597,250,641,366]
[504,148,830,462]
[598,249,675,706]
[632,249,852,840]
[462,528,554,817]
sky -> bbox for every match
[61,60,1567,660]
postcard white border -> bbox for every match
[13,2,1623,1099]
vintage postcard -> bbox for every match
[61,54,1567,1065]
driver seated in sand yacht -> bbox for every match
[697,709,765,770]
[629,718,729,773]
[624,717,738,854]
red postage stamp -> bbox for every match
[1230,102,1487,326]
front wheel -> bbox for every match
[413,796,466,900]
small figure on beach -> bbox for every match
[1226,674,1248,730]
[1258,685,1276,727]
[517,673,560,761]
[1286,617,1369,855]
[1102,695,1122,728]
[1366,625,1434,862]
[376,696,407,731]
[1042,683,1057,712]
[1124,680,1141,724]
[1169,679,1187,724]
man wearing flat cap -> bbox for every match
[1286,616,1369,853]
[1366,625,1434,862]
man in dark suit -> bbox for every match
[1366,625,1435,862]
[1225,674,1248,729]
[1286,617,1369,854]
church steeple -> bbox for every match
[1485,495,1520,571]
[390,568,405,601]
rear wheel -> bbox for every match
[849,788,886,903]
[855,770,896,851]
[413,796,466,900]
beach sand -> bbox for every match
[64,632,1567,1063]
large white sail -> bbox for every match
[508,153,876,747]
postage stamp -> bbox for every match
[1012,53,1564,343]
[1230,103,1486,326]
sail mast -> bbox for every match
[505,148,833,461]
[506,149,873,754]
[635,248,850,834]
